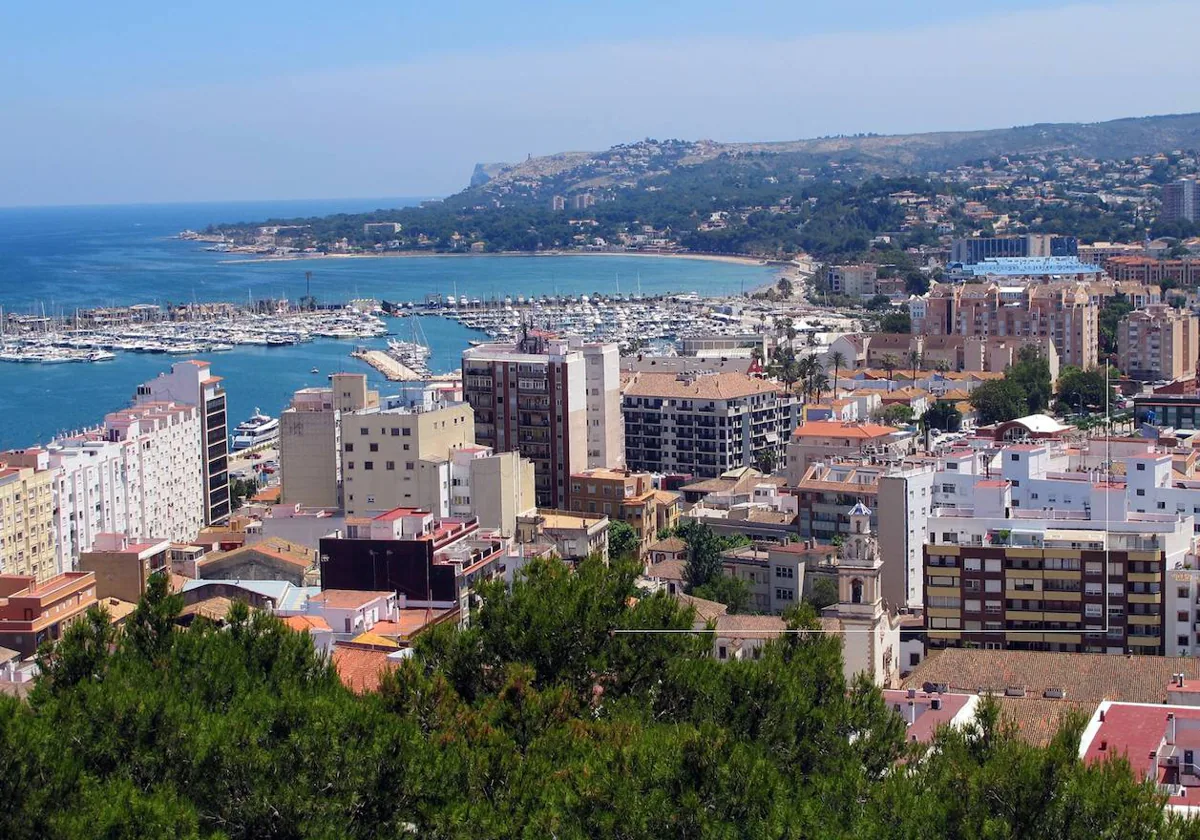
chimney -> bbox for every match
[1168,713,1178,746]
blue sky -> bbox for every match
[2,0,1198,206]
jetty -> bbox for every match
[353,349,423,381]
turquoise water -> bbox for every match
[0,200,773,447]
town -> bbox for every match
[10,173,1200,812]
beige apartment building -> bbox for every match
[827,264,879,298]
[280,373,379,508]
[568,468,681,557]
[913,282,1097,369]
[0,449,56,582]
[1118,305,1199,383]
[342,399,475,518]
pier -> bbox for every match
[352,349,423,381]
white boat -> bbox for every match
[230,409,280,451]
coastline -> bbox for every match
[215,249,773,268]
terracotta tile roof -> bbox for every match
[624,372,782,400]
[676,593,728,623]
[646,559,686,581]
[282,615,331,633]
[993,696,1096,747]
[904,649,1200,706]
[714,614,787,636]
[647,536,687,553]
[791,420,899,439]
[332,643,397,694]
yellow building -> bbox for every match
[0,449,57,582]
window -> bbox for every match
[402,428,412,437]
[391,428,400,437]
[364,461,374,471]
[775,588,795,601]
[347,461,354,470]
[345,443,354,452]
[1137,462,1146,472]
[909,653,921,667]
[985,559,1001,573]
[360,427,368,436]
[1011,454,1019,462]
[718,646,728,660]
[964,579,981,592]
[405,462,414,470]
[386,461,395,471]
[985,579,1001,593]
[1180,587,1191,599]
[1136,489,1145,497]
[964,557,981,572]
[964,599,981,613]
[369,442,379,452]
[775,566,794,579]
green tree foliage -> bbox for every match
[803,577,840,610]
[675,519,728,590]
[1007,345,1053,414]
[878,309,911,334]
[607,520,640,562]
[874,404,915,426]
[924,400,963,432]
[692,573,753,614]
[1097,293,1133,358]
[1056,365,1119,415]
[0,554,1194,838]
[969,379,1029,424]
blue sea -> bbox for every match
[0,199,773,448]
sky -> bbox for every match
[2,0,1199,207]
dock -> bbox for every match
[353,349,423,381]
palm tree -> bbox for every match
[810,371,830,404]
[907,349,922,384]
[827,350,847,398]
[797,355,820,402]
[880,354,899,393]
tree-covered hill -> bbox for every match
[3,560,1198,839]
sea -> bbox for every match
[0,199,774,448]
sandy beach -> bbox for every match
[216,249,773,268]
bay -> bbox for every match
[0,200,774,447]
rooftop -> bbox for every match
[624,371,781,400]
[791,420,899,440]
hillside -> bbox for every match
[470,112,1200,197]
[203,111,1200,261]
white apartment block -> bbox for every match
[623,372,798,479]
[47,401,204,569]
[577,340,625,469]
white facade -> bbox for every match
[47,402,205,569]
[575,340,625,469]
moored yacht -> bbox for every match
[230,409,280,451]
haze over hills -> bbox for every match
[468,112,1200,198]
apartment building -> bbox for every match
[443,446,536,537]
[720,542,834,614]
[78,534,170,603]
[46,401,204,569]
[914,282,1097,368]
[623,372,797,479]
[341,399,474,518]
[1107,256,1200,288]
[134,360,230,525]
[280,373,379,508]
[463,333,624,508]
[786,420,907,479]
[568,468,681,557]
[1162,178,1199,224]
[320,507,508,619]
[923,479,1193,656]
[0,571,97,656]
[0,449,56,581]
[826,264,878,298]
[1118,305,1199,383]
